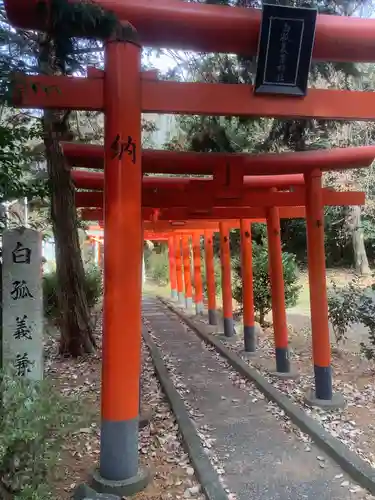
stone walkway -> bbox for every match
[142,297,368,500]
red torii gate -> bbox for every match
[6,0,375,62]
[76,174,366,345]
[64,142,375,174]
[10,68,375,120]
[78,181,365,375]
[75,187,365,209]
[5,0,375,496]
[85,218,257,334]
[80,206,307,221]
[85,219,241,322]
[71,169,306,189]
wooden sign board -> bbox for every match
[254,4,317,96]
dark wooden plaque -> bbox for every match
[254,4,317,96]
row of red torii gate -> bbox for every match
[6,0,375,496]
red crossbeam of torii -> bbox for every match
[71,170,306,190]
[6,0,375,62]
[63,143,375,175]
[80,206,307,222]
[74,188,365,210]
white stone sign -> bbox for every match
[2,228,43,380]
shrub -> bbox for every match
[43,265,102,320]
[327,278,375,357]
[327,279,360,344]
[0,370,84,499]
[357,286,375,359]
[143,243,153,271]
[232,241,301,325]
[202,254,222,297]
[147,250,170,285]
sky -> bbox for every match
[143,51,178,74]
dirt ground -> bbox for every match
[45,321,204,500]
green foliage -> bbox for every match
[361,216,375,263]
[202,254,221,297]
[280,207,352,267]
[327,280,360,344]
[0,6,50,231]
[232,241,301,325]
[327,278,375,358]
[43,265,102,319]
[0,114,48,204]
[161,0,375,275]
[0,370,84,498]
[357,286,375,360]
[281,204,375,268]
[143,244,153,272]
[323,207,353,267]
[48,0,118,36]
[280,218,308,263]
[36,0,118,73]
[147,251,170,285]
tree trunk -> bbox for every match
[346,205,371,275]
[43,113,96,356]
[259,310,265,327]
[39,35,96,357]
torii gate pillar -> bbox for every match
[192,231,204,314]
[219,222,235,337]
[240,219,256,353]
[174,235,185,306]
[92,35,149,496]
[182,235,193,309]
[267,207,295,377]
[204,230,218,325]
[304,170,345,408]
[168,236,178,300]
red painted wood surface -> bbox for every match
[5,0,375,62]
[12,74,375,122]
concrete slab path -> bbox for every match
[142,296,367,500]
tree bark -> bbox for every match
[39,35,96,357]
[259,310,265,327]
[345,205,371,275]
[43,113,96,356]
